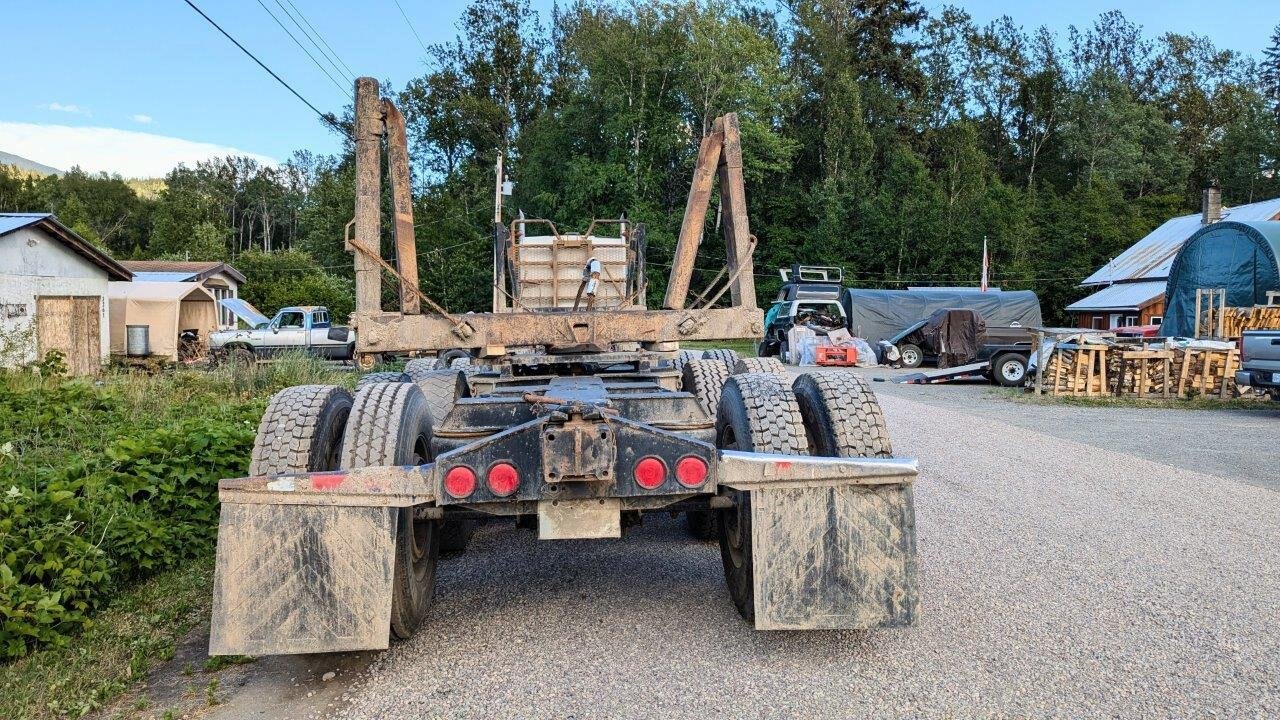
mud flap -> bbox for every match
[750,483,918,630]
[209,503,398,656]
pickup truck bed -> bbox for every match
[1236,330,1280,397]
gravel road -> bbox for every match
[307,383,1280,720]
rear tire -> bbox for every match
[413,369,462,424]
[434,349,470,370]
[702,348,739,369]
[791,372,891,457]
[682,359,732,418]
[249,385,352,475]
[342,382,439,640]
[356,371,410,389]
[715,373,808,623]
[992,353,1028,387]
[733,356,786,375]
[898,343,923,369]
[403,358,437,381]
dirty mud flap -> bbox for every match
[209,468,434,656]
[719,451,919,631]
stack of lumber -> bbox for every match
[1175,347,1239,399]
[1221,305,1280,337]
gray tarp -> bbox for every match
[842,288,1042,347]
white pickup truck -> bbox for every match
[211,301,355,361]
[1237,329,1280,399]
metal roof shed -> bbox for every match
[1066,281,1167,313]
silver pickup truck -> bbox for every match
[211,301,355,361]
[1236,330,1280,398]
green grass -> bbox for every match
[0,558,214,720]
[681,340,759,357]
[1012,390,1277,411]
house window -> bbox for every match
[1090,316,1104,330]
[1122,315,1139,327]
[1149,315,1163,326]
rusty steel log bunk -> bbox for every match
[208,77,920,657]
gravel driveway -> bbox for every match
[310,385,1280,720]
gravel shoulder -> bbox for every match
[313,386,1280,720]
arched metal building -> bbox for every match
[1162,220,1280,337]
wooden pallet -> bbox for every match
[1176,347,1239,399]
[1044,344,1109,396]
[1116,349,1174,398]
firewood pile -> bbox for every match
[1038,343,1239,399]
[1221,305,1280,338]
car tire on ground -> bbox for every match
[702,348,740,369]
[898,343,923,369]
[682,359,732,418]
[249,385,352,476]
[715,373,809,622]
[341,382,439,640]
[733,356,787,375]
[992,353,1029,387]
[356,371,410,389]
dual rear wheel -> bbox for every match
[714,370,893,622]
[250,379,455,641]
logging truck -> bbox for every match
[208,78,918,656]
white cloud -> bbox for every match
[43,102,90,116]
[0,122,277,178]
[132,114,154,125]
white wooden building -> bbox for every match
[0,213,132,375]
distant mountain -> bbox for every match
[0,150,62,176]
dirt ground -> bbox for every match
[111,368,1280,719]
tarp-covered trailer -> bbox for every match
[841,288,1043,348]
[206,79,920,657]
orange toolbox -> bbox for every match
[815,346,858,366]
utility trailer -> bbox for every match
[208,78,919,656]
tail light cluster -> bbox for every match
[632,455,708,491]
[442,454,710,500]
[444,462,521,499]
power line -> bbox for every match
[274,0,356,84]
[253,0,351,99]
[391,0,431,57]
[181,0,345,134]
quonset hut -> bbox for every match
[1161,221,1280,337]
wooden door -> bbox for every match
[36,296,101,375]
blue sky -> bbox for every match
[1,1,1273,178]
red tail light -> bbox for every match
[634,457,666,489]
[486,462,520,496]
[675,456,708,488]
[444,466,477,498]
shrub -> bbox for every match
[0,360,346,659]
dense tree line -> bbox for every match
[3,1,1279,323]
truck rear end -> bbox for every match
[1237,330,1280,397]
[207,78,920,657]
